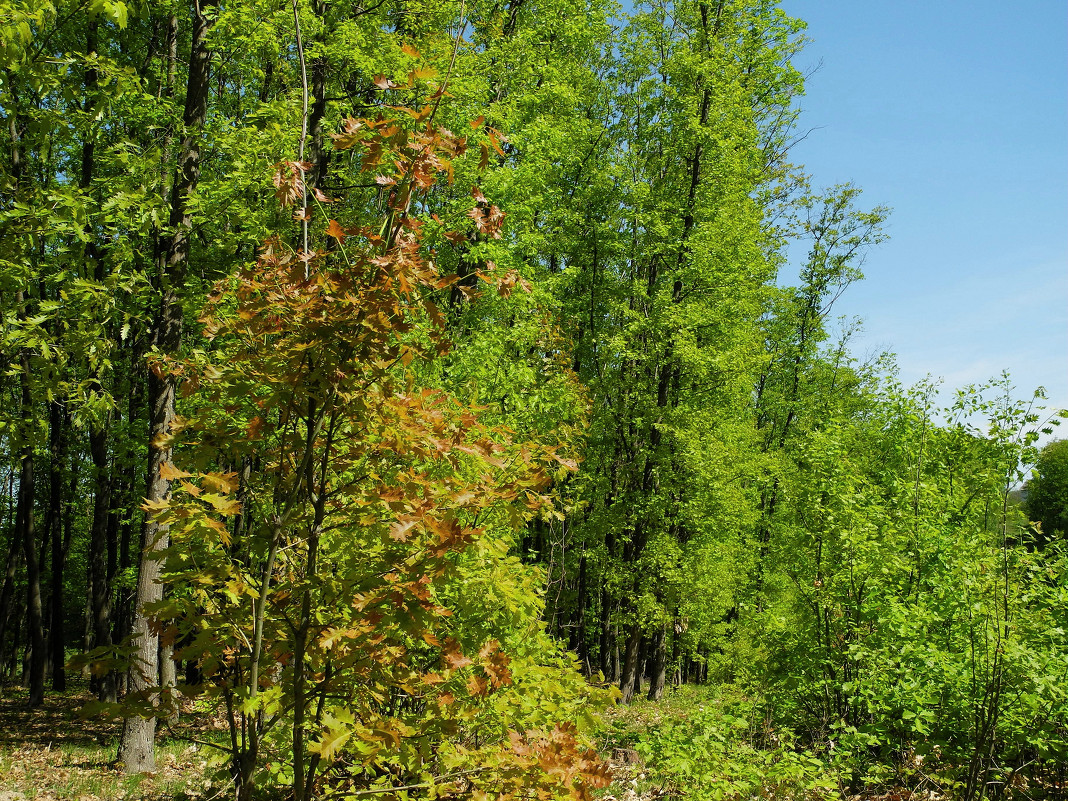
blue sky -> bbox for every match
[778,1,1068,438]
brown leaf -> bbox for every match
[487,127,507,157]
[389,517,419,541]
[445,650,473,671]
[247,416,266,439]
[466,674,489,696]
[325,219,347,243]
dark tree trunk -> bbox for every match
[0,520,23,671]
[670,616,681,687]
[305,0,331,193]
[638,634,649,684]
[46,401,69,691]
[598,580,611,677]
[9,101,44,705]
[89,425,115,702]
[80,17,117,703]
[112,358,143,652]
[16,346,45,707]
[7,594,25,681]
[646,624,667,701]
[80,569,92,679]
[619,623,642,703]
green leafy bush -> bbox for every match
[618,689,839,801]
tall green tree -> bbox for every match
[553,0,808,701]
[1025,438,1068,547]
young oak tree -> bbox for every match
[112,74,611,798]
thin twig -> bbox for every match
[345,768,487,796]
[292,0,310,269]
[427,0,467,126]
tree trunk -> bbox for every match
[305,0,331,193]
[646,624,667,701]
[159,641,177,724]
[0,504,22,666]
[9,110,44,704]
[112,359,143,653]
[46,400,69,691]
[598,579,612,678]
[120,0,215,773]
[80,570,92,679]
[89,425,115,701]
[16,345,45,708]
[611,621,620,682]
[571,551,588,668]
[619,623,642,704]
[670,617,681,687]
[7,595,25,681]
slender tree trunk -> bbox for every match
[89,425,115,701]
[80,18,118,702]
[293,410,332,801]
[81,569,92,679]
[9,597,24,682]
[112,357,144,654]
[669,616,681,687]
[305,0,330,193]
[0,521,22,670]
[646,623,667,701]
[612,620,620,682]
[16,343,45,707]
[292,528,320,801]
[46,401,69,690]
[571,551,588,668]
[598,579,611,677]
[121,0,215,773]
[8,52,44,708]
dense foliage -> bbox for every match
[1,0,1064,798]
[1025,439,1068,548]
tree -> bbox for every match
[100,53,612,797]
[118,0,217,772]
[1025,438,1068,547]
[551,0,810,701]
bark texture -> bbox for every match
[120,0,215,773]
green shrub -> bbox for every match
[633,699,839,801]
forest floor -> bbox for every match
[0,681,989,801]
[0,683,212,801]
[0,680,654,801]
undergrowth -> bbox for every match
[597,684,840,801]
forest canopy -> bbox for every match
[1,0,1065,799]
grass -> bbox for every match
[593,684,728,801]
[597,683,729,751]
[0,678,701,801]
[0,680,219,801]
